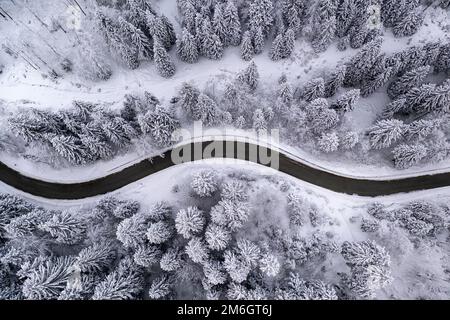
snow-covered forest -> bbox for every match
[0,0,450,301]
[0,0,448,172]
[1,165,449,300]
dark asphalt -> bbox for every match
[0,140,449,199]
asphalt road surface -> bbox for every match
[0,140,449,200]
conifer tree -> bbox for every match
[201,20,224,60]
[241,31,255,61]
[387,66,430,99]
[269,33,284,61]
[392,8,424,37]
[248,0,274,36]
[175,206,205,239]
[237,61,259,91]
[224,0,242,46]
[311,0,337,53]
[153,39,176,78]
[213,4,227,45]
[302,78,325,102]
[22,256,75,300]
[325,65,347,97]
[92,258,144,300]
[176,28,199,63]
[252,109,267,134]
[248,28,264,55]
[368,119,406,150]
[331,89,360,112]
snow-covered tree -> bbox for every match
[311,0,337,52]
[153,39,175,78]
[259,253,280,277]
[392,8,423,38]
[252,109,267,134]
[435,43,450,73]
[113,200,140,219]
[237,61,259,91]
[138,106,179,147]
[380,99,406,120]
[336,0,356,37]
[92,257,144,300]
[344,37,383,87]
[392,143,427,169]
[116,214,148,249]
[213,4,227,44]
[325,65,347,97]
[223,250,251,283]
[75,242,116,273]
[269,33,284,61]
[203,260,227,286]
[160,248,182,272]
[50,135,87,165]
[286,192,307,226]
[248,0,274,35]
[133,245,162,268]
[241,31,255,61]
[97,12,140,69]
[223,0,241,46]
[148,274,173,299]
[191,170,219,197]
[302,78,325,102]
[252,27,265,54]
[387,65,430,99]
[205,224,231,251]
[175,206,205,239]
[307,99,339,135]
[221,180,249,202]
[22,256,75,300]
[39,211,86,245]
[368,119,406,149]
[318,132,339,153]
[185,237,210,264]
[405,119,439,141]
[4,208,50,239]
[146,221,173,244]
[340,240,392,299]
[361,66,393,97]
[178,82,200,117]
[331,89,360,112]
[193,93,219,126]
[176,28,199,63]
[340,131,359,150]
[200,20,224,60]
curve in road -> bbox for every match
[1,140,449,200]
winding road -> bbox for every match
[1,140,450,200]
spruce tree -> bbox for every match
[392,8,423,37]
[241,31,255,61]
[331,89,360,112]
[201,20,224,60]
[224,0,242,46]
[393,144,428,169]
[269,33,284,61]
[176,28,199,63]
[153,39,176,78]
[237,61,259,91]
[387,65,430,99]
[213,4,227,45]
[368,119,406,149]
[252,27,265,54]
[325,65,347,97]
[302,78,325,102]
[311,0,337,53]
[248,0,274,36]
